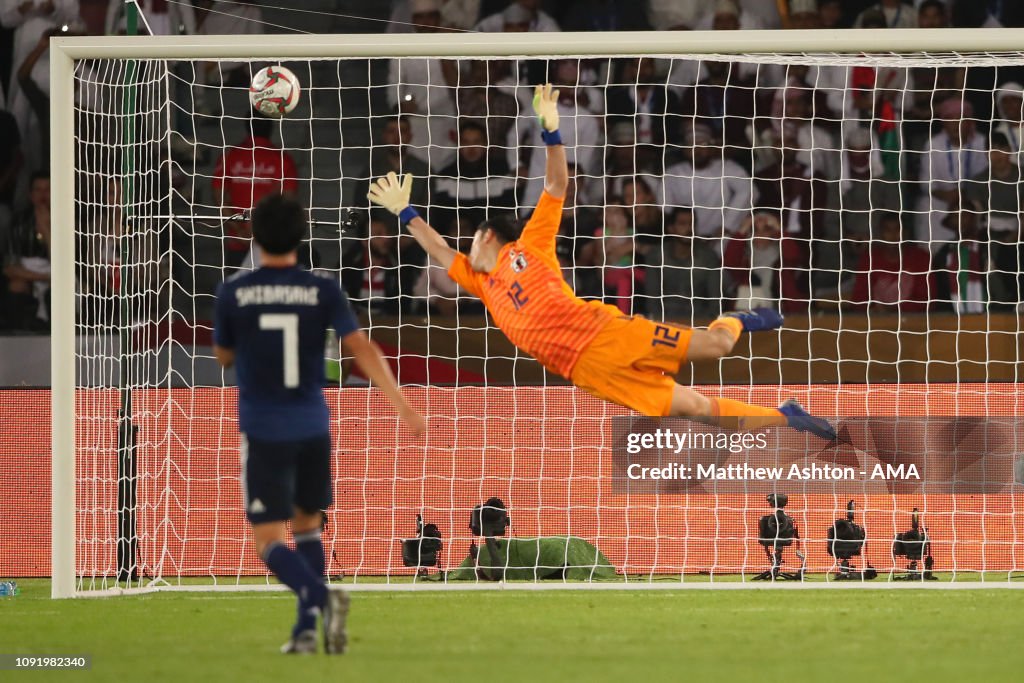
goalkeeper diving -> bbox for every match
[368,84,834,439]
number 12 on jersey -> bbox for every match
[506,281,529,311]
[259,313,299,388]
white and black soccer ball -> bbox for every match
[249,65,301,118]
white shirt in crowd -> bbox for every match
[662,157,754,238]
[387,58,458,171]
[917,128,988,244]
[509,104,601,212]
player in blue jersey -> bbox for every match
[214,194,425,654]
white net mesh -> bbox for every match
[66,49,1024,591]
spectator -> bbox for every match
[561,0,650,31]
[723,210,807,312]
[946,0,1003,27]
[433,120,517,237]
[961,132,1023,307]
[386,0,459,171]
[106,0,194,35]
[194,1,264,89]
[839,128,902,238]
[695,0,770,30]
[933,199,991,313]
[16,26,59,172]
[675,59,757,162]
[753,139,829,308]
[413,252,479,316]
[844,66,903,180]
[212,117,298,262]
[354,116,430,219]
[992,82,1023,155]
[474,0,560,32]
[342,217,407,315]
[77,177,123,327]
[646,0,706,30]
[585,122,658,207]
[663,123,753,243]
[775,86,840,180]
[643,207,725,323]
[788,0,822,29]
[818,0,845,29]
[579,201,639,314]
[388,0,481,32]
[605,57,682,169]
[2,171,50,330]
[848,212,932,313]
[623,175,664,242]
[855,0,917,28]
[917,0,949,28]
[456,60,521,159]
[2,0,78,174]
[0,106,21,236]
[508,59,600,211]
[817,128,903,298]
[915,97,987,246]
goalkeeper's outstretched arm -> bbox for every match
[533,83,567,199]
[367,171,456,269]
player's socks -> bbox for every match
[294,529,327,638]
[709,397,788,430]
[295,528,325,577]
[262,541,327,635]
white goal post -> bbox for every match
[50,29,1024,598]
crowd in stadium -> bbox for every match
[3,0,1024,332]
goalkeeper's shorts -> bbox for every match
[570,315,691,417]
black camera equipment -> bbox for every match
[754,493,805,581]
[827,500,877,580]
[469,497,511,581]
[470,497,510,538]
[892,507,937,581]
[401,514,443,577]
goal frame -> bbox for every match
[50,28,1024,598]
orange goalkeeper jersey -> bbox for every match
[447,191,620,378]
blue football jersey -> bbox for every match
[214,266,359,440]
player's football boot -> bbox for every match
[322,586,351,655]
[723,308,784,332]
[281,629,318,654]
[778,399,837,441]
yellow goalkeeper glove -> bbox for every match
[532,83,560,133]
[367,172,418,223]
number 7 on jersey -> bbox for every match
[259,313,299,388]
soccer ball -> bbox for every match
[249,65,300,118]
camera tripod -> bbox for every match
[753,545,805,581]
[832,558,877,581]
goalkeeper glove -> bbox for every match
[367,171,419,223]
[532,83,562,145]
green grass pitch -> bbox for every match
[2,580,1022,682]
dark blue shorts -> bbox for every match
[241,433,332,524]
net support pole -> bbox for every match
[116,0,139,586]
[50,42,76,599]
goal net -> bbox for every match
[49,32,1024,595]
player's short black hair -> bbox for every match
[919,0,946,15]
[477,213,521,245]
[251,193,306,255]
